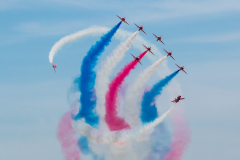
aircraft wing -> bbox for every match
[116,15,121,20]
[160,40,165,45]
[142,30,147,34]
[153,33,158,38]
[175,63,181,68]
[180,98,185,100]
[183,69,188,74]
[138,61,142,65]
[134,23,140,28]
[170,55,175,60]
[150,50,154,55]
[124,21,129,25]
[142,44,147,49]
[163,49,168,53]
[131,54,136,59]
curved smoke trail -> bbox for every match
[73,105,174,144]
[95,31,139,130]
[105,51,147,131]
[48,27,109,64]
[141,70,179,123]
[73,22,121,127]
[123,56,167,127]
[57,110,81,160]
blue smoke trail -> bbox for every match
[74,22,122,127]
[141,70,180,123]
[78,136,91,155]
[141,70,179,159]
[78,136,104,160]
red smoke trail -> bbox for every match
[163,107,191,160]
[105,51,147,131]
[57,109,81,160]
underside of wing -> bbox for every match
[131,54,136,59]
[116,15,121,19]
[124,21,129,25]
[175,64,180,68]
[134,23,140,28]
[153,33,158,38]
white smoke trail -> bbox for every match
[95,31,139,130]
[48,26,109,64]
[72,105,174,144]
[123,55,168,128]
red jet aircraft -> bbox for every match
[176,64,187,74]
[153,33,165,45]
[143,44,154,55]
[116,15,129,25]
[171,95,185,103]
[163,49,175,60]
[52,63,57,72]
[131,54,143,65]
[134,23,146,34]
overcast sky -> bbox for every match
[0,0,240,160]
